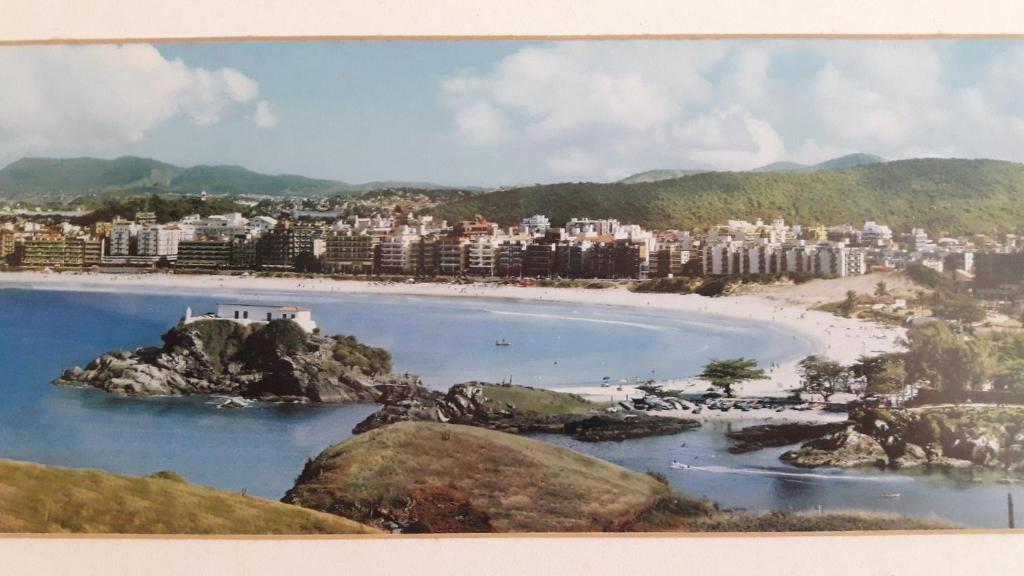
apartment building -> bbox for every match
[176,239,233,268]
[322,230,380,274]
[16,237,104,268]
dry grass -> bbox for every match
[0,459,377,534]
[285,421,673,532]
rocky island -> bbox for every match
[53,315,418,403]
[353,381,700,441]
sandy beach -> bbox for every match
[0,271,903,413]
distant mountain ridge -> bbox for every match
[618,152,892,181]
[435,157,1024,235]
[754,153,887,173]
[617,153,886,184]
[0,156,474,200]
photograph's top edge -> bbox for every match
[7,34,1024,46]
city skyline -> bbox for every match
[4,40,1024,187]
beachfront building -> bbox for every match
[192,213,249,239]
[466,234,505,276]
[379,225,421,274]
[109,221,139,256]
[175,239,233,268]
[184,303,317,333]
[437,236,469,276]
[15,237,104,268]
[322,229,380,274]
[137,224,195,260]
[256,224,325,269]
[0,229,16,259]
[496,238,529,277]
[702,236,863,278]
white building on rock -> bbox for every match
[183,303,317,333]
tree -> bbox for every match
[992,359,1024,392]
[851,353,907,396]
[838,290,858,317]
[698,358,768,398]
[904,322,992,392]
[797,355,851,403]
[874,281,889,298]
[931,294,987,324]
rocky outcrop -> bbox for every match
[54,319,419,404]
[777,406,1024,476]
[781,428,890,468]
[726,422,847,454]
[353,382,699,441]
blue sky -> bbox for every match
[2,40,1024,186]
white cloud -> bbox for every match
[0,44,270,160]
[673,108,785,170]
[453,100,509,144]
[253,100,279,128]
[441,41,1024,180]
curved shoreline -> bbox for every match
[0,271,904,401]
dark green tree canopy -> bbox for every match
[797,355,851,402]
[698,358,768,397]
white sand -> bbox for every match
[0,271,904,407]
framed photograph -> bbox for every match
[1,1,1022,574]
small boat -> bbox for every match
[669,461,690,470]
[880,492,901,499]
[218,397,252,409]
[495,339,511,347]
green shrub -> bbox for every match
[146,470,186,483]
[332,335,392,375]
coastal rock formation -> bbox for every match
[726,422,847,454]
[778,405,1024,475]
[53,319,419,404]
[353,382,700,441]
[781,428,890,468]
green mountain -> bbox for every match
[753,153,886,173]
[619,154,886,182]
[169,164,347,196]
[434,158,1024,235]
[0,156,182,197]
[753,161,814,173]
[618,169,708,184]
[0,156,471,201]
[814,153,886,171]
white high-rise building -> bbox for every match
[862,221,894,247]
[137,224,195,258]
[519,214,550,235]
[109,221,139,256]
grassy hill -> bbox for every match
[435,158,1024,235]
[478,383,607,415]
[283,421,674,532]
[283,421,952,533]
[0,459,377,534]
